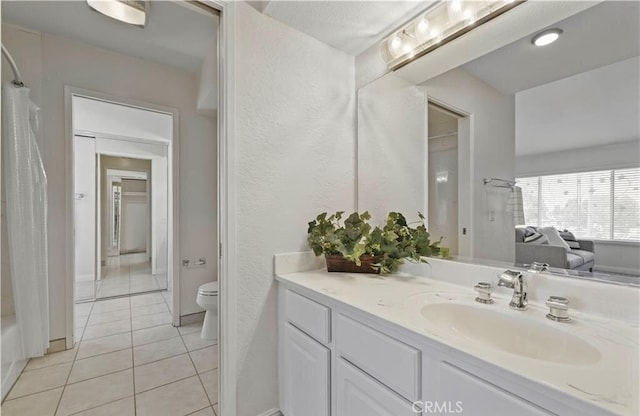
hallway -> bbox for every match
[75,253,169,300]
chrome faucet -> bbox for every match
[497,270,527,311]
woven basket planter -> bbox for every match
[325,254,381,274]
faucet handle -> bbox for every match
[546,296,571,322]
[474,282,494,304]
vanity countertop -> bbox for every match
[276,269,639,416]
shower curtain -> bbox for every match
[2,83,49,357]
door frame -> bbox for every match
[65,87,180,343]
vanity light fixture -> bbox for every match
[531,28,563,46]
[380,0,525,71]
[87,0,149,28]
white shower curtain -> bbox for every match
[2,83,49,357]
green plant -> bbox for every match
[307,211,442,274]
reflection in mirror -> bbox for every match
[358,1,640,284]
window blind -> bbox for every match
[517,167,640,241]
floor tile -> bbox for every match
[132,324,179,347]
[76,314,90,328]
[75,326,85,343]
[178,322,203,336]
[24,346,77,372]
[182,331,217,352]
[91,298,130,314]
[200,370,219,405]
[135,376,209,416]
[131,312,172,331]
[76,332,132,360]
[82,319,131,341]
[0,387,63,416]
[131,302,169,318]
[213,403,219,416]
[68,349,132,384]
[130,292,165,308]
[7,362,71,400]
[68,396,134,416]
[189,407,216,416]
[56,369,133,416]
[134,353,196,393]
[133,336,187,366]
[87,309,130,326]
[189,345,218,374]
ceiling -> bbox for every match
[463,1,640,94]
[516,56,639,156]
[257,1,434,56]
[1,1,218,72]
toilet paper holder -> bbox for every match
[182,258,206,267]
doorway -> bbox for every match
[71,93,176,315]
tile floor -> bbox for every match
[75,253,168,300]
[1,293,217,416]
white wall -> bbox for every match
[2,25,217,341]
[234,4,356,415]
[357,73,427,223]
[593,241,640,276]
[516,140,640,177]
[421,68,516,263]
[73,96,173,144]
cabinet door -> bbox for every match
[282,324,330,416]
[336,359,417,416]
[439,363,554,416]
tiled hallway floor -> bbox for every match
[1,293,218,416]
[75,253,169,300]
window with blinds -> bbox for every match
[517,168,640,241]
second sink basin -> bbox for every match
[420,302,601,365]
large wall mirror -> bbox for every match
[357,1,640,284]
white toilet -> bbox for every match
[196,281,218,340]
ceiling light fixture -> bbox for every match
[531,28,562,46]
[87,0,149,28]
[380,0,525,71]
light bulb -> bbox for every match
[450,0,462,13]
[463,9,475,24]
[417,18,429,33]
[430,28,440,41]
[402,43,412,54]
[390,35,402,49]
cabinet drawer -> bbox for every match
[336,358,416,416]
[336,314,420,401]
[439,363,554,416]
[285,289,331,344]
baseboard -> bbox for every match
[256,409,282,416]
[180,311,205,326]
[48,338,67,353]
[594,265,640,276]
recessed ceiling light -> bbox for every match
[531,29,562,47]
[87,0,149,28]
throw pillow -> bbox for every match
[567,241,581,249]
[524,232,549,245]
[559,230,577,242]
[538,227,571,252]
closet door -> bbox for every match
[282,323,330,416]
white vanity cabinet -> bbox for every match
[278,284,613,416]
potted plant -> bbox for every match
[307,211,442,274]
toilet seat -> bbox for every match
[198,282,218,296]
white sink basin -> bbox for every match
[420,302,601,365]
